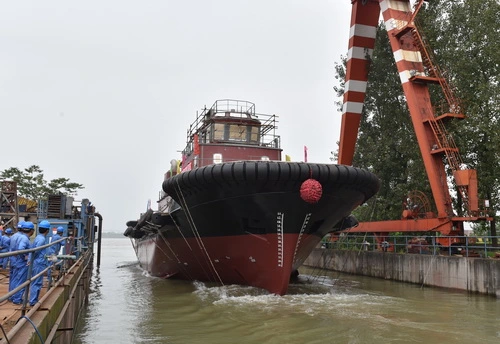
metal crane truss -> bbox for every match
[338,0,491,237]
[0,181,19,228]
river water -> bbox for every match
[74,238,499,344]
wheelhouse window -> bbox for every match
[209,122,261,144]
[229,124,247,141]
[249,126,259,143]
[213,123,225,141]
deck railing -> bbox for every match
[0,235,87,315]
[322,234,500,258]
[185,99,280,151]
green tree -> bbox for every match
[418,0,500,236]
[0,165,84,200]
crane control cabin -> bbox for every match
[338,0,492,245]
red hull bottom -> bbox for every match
[135,232,320,295]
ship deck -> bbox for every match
[0,254,92,344]
[0,267,50,336]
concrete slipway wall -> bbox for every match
[303,249,500,298]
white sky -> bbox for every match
[1,0,352,232]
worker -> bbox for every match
[47,226,64,283]
[381,240,389,252]
[0,228,13,269]
[50,226,65,255]
[10,221,35,305]
[10,221,24,251]
[29,220,50,306]
[0,230,4,267]
[8,221,25,293]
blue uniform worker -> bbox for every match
[10,222,24,254]
[46,226,65,283]
[10,221,35,304]
[50,227,65,255]
[0,228,13,268]
[0,230,5,267]
[29,220,50,306]
[9,222,25,293]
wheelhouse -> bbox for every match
[181,99,282,171]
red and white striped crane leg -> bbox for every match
[338,0,380,166]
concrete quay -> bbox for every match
[303,248,500,298]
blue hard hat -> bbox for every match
[17,221,25,229]
[57,226,64,233]
[5,228,13,235]
[39,220,51,229]
[22,221,35,230]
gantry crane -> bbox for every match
[338,0,492,245]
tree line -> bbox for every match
[0,165,84,200]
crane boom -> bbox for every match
[338,0,491,238]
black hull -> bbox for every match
[128,161,379,295]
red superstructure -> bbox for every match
[180,99,281,171]
[338,0,491,243]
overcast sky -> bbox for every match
[1,0,353,232]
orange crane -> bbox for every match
[337,0,492,246]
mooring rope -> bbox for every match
[151,234,176,262]
[166,206,214,282]
[156,225,196,281]
[327,196,379,286]
[168,211,193,251]
[421,248,439,288]
[173,178,224,286]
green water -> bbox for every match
[74,238,500,344]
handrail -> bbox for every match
[3,250,93,343]
[183,99,280,156]
[0,235,86,313]
[44,250,93,343]
[0,237,66,259]
[323,234,500,258]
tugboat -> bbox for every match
[124,99,379,295]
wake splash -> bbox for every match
[191,274,398,317]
